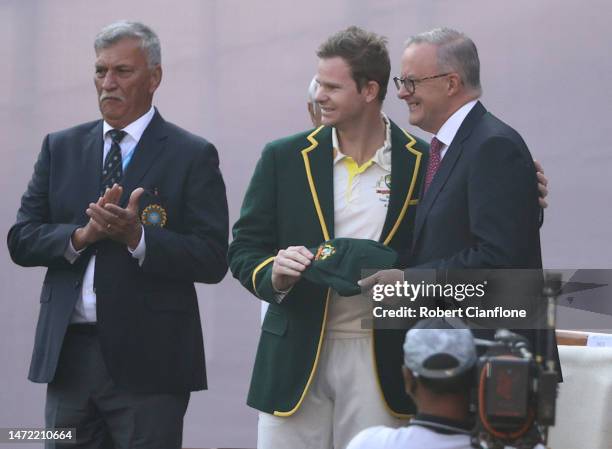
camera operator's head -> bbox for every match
[402,318,477,420]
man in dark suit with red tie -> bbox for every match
[7,21,228,449]
[361,27,558,372]
[396,28,542,270]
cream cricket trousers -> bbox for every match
[257,335,408,449]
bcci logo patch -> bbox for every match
[315,243,336,261]
[140,204,167,227]
[375,174,391,206]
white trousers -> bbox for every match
[257,335,408,449]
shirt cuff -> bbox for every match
[273,285,292,303]
[64,232,85,264]
[128,226,146,266]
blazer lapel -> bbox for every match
[119,109,167,206]
[300,126,334,241]
[412,101,487,247]
[82,121,104,204]
[380,121,424,245]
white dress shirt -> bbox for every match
[434,100,478,160]
[64,106,155,323]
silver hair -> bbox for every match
[307,75,318,103]
[406,27,481,95]
[94,21,161,68]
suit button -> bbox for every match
[75,280,81,289]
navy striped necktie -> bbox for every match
[100,129,126,195]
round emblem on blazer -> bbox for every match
[315,243,336,261]
[141,204,167,227]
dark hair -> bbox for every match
[418,367,475,395]
[317,26,390,102]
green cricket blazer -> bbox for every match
[228,121,428,417]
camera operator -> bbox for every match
[347,318,545,449]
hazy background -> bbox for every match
[1,0,611,447]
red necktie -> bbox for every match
[423,137,443,194]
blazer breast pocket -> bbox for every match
[261,309,288,337]
[139,188,169,229]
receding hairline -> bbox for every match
[403,27,482,94]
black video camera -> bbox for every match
[469,274,561,449]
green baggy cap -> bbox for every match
[302,238,398,296]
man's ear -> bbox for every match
[149,65,162,94]
[446,73,462,96]
[402,366,416,396]
[363,80,380,103]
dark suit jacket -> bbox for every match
[7,109,229,393]
[228,122,428,417]
[411,101,541,269]
[409,101,559,370]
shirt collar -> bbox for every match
[434,100,478,148]
[332,112,392,171]
[412,413,473,434]
[102,105,156,143]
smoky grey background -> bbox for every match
[1,0,611,447]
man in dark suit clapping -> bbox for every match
[7,21,228,449]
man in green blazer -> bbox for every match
[229,27,428,449]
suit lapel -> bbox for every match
[301,126,334,240]
[119,109,167,206]
[82,121,104,203]
[412,101,487,247]
[380,121,423,245]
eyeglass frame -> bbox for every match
[393,73,452,94]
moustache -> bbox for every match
[99,93,124,102]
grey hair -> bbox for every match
[307,75,318,103]
[94,21,161,68]
[406,27,481,95]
